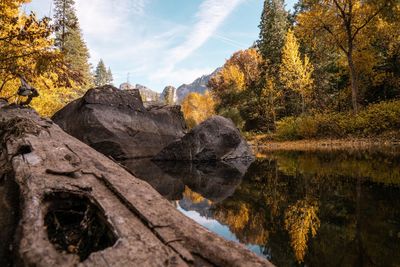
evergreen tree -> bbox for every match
[94,59,108,86]
[106,67,113,85]
[53,0,92,87]
[257,0,289,70]
[257,0,295,120]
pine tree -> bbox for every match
[53,0,92,87]
[106,67,113,85]
[94,59,108,86]
[257,0,289,70]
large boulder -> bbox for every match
[52,85,186,160]
[154,115,254,163]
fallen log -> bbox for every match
[0,105,273,267]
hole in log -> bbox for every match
[16,144,32,155]
[44,192,118,261]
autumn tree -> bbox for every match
[53,0,92,87]
[297,0,394,112]
[261,79,283,129]
[181,91,215,128]
[358,5,400,102]
[1,1,53,91]
[0,1,80,116]
[279,29,314,113]
[209,48,267,130]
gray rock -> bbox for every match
[161,85,177,104]
[0,106,273,267]
[120,82,161,102]
[154,115,254,163]
[52,85,186,160]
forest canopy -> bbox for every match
[1,0,399,137]
[194,0,400,138]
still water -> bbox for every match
[124,148,400,266]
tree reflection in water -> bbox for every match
[122,149,400,266]
[284,199,320,262]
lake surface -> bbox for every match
[124,148,400,266]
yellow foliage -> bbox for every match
[217,203,250,233]
[181,91,215,128]
[225,48,263,86]
[209,48,264,103]
[296,0,395,111]
[0,0,53,81]
[0,1,86,117]
[296,0,383,53]
[284,199,320,263]
[279,29,314,111]
[214,203,269,245]
[221,65,246,93]
[182,186,211,205]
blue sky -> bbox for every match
[27,0,296,92]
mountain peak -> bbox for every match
[176,68,221,103]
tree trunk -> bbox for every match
[348,51,359,113]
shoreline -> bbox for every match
[248,137,400,152]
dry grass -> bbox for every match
[251,137,400,153]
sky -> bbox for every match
[27,0,296,92]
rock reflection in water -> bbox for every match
[122,150,400,267]
[121,159,246,203]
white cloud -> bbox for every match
[213,33,249,49]
[27,0,244,91]
[164,0,244,70]
[75,0,148,37]
[153,0,244,86]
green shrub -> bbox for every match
[219,107,245,130]
[276,117,300,140]
[297,116,319,139]
[274,100,400,140]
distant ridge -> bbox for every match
[119,83,160,102]
[176,68,221,103]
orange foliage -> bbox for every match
[181,91,215,128]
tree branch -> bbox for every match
[351,2,389,41]
[0,29,51,43]
[332,0,347,20]
[319,21,348,54]
[0,51,41,63]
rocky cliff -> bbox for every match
[176,68,221,102]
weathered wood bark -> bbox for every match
[0,105,273,267]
